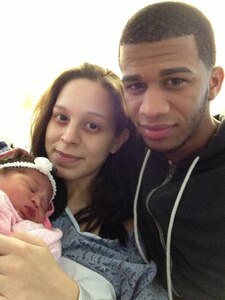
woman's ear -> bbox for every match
[208,66,224,101]
[110,128,130,154]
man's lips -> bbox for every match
[139,123,175,140]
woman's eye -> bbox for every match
[56,114,68,122]
[86,123,99,130]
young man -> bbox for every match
[119,2,225,300]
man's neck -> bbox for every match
[165,117,220,164]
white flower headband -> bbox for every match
[0,156,57,201]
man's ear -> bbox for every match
[110,128,130,154]
[208,66,224,101]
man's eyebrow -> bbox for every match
[159,67,192,76]
[122,67,192,82]
[122,75,142,83]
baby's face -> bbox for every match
[0,168,53,223]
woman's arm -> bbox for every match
[0,232,79,300]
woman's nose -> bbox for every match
[61,125,81,145]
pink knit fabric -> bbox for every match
[0,190,62,260]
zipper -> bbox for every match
[145,161,176,254]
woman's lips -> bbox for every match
[55,150,81,164]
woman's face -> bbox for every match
[45,78,128,184]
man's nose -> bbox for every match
[139,87,170,118]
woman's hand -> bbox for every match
[0,232,79,300]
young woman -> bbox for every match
[0,63,167,299]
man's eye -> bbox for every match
[167,78,186,86]
[125,82,145,90]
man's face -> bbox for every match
[120,35,219,161]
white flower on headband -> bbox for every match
[33,157,56,201]
[34,157,53,172]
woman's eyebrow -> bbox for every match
[86,111,111,123]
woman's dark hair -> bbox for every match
[31,62,144,244]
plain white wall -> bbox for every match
[0,0,224,147]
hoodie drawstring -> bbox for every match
[166,156,199,300]
[133,148,151,263]
[133,149,200,300]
